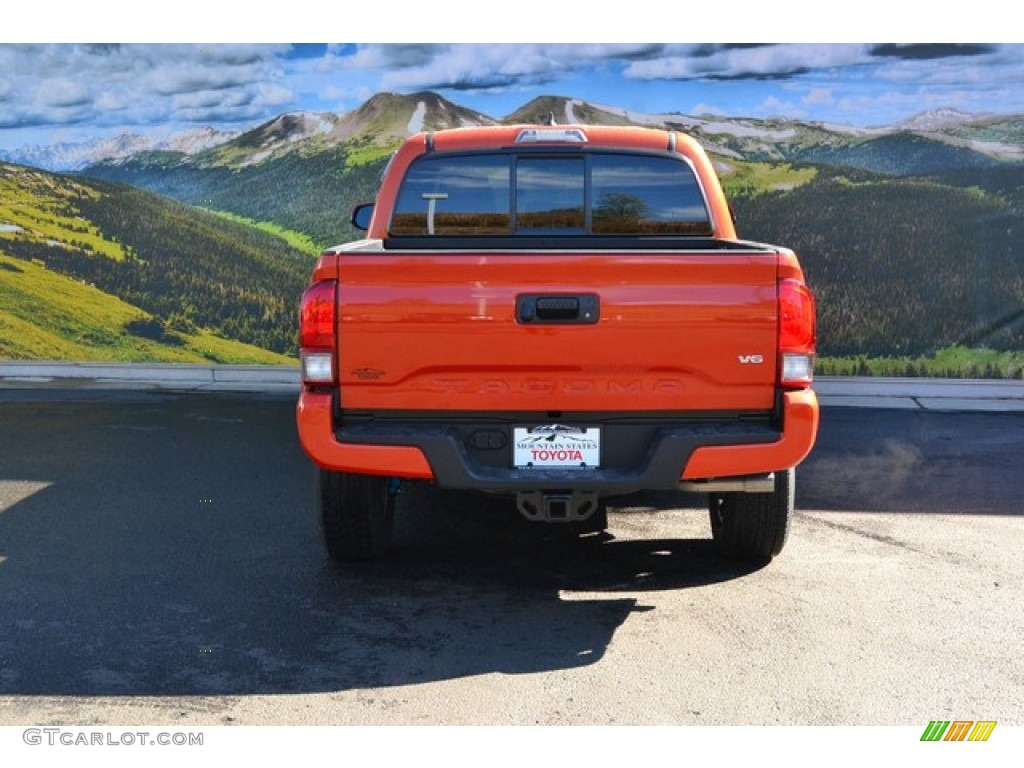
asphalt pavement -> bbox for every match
[0,389,1021,726]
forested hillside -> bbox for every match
[0,162,308,361]
[730,165,1024,359]
[789,134,1002,176]
[90,147,390,248]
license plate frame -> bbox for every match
[513,425,601,469]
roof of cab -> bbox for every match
[416,123,693,155]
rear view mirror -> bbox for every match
[351,203,374,231]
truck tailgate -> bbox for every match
[335,250,780,413]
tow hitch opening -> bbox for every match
[517,491,599,523]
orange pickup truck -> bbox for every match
[296,123,818,564]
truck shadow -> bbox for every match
[0,396,755,699]
[797,407,1024,515]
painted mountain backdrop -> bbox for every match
[3,91,1024,374]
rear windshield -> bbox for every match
[390,151,712,237]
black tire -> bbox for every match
[319,471,395,562]
[708,468,794,563]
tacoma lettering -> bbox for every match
[431,378,685,395]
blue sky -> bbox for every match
[1,33,1021,151]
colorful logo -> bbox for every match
[921,721,997,742]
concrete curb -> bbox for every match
[814,376,1024,412]
[1,362,1023,411]
[0,362,299,393]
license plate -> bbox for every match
[513,425,600,469]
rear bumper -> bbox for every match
[296,388,819,492]
[296,391,434,479]
[682,388,818,479]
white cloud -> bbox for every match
[803,88,834,107]
[38,78,91,108]
[691,102,725,116]
[757,96,806,119]
[255,83,294,107]
[872,51,1024,90]
[172,89,244,111]
[0,43,295,134]
[148,61,267,97]
[625,44,870,81]
[348,43,668,92]
[342,44,448,72]
[318,85,346,101]
[95,91,128,112]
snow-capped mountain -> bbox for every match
[326,91,494,143]
[896,108,983,131]
[153,126,240,155]
[186,93,496,169]
[0,134,153,172]
[0,126,239,172]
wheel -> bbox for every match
[319,470,395,562]
[708,468,794,563]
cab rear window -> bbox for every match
[389,152,711,236]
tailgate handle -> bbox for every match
[517,294,599,324]
[537,297,579,317]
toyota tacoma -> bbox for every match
[296,123,818,563]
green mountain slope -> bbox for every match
[731,166,1024,357]
[0,161,306,362]
[0,253,290,363]
[88,146,388,248]
[791,133,1002,176]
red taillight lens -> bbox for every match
[299,280,336,384]
[299,280,336,349]
[778,278,816,387]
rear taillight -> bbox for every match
[778,278,816,388]
[299,280,337,385]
